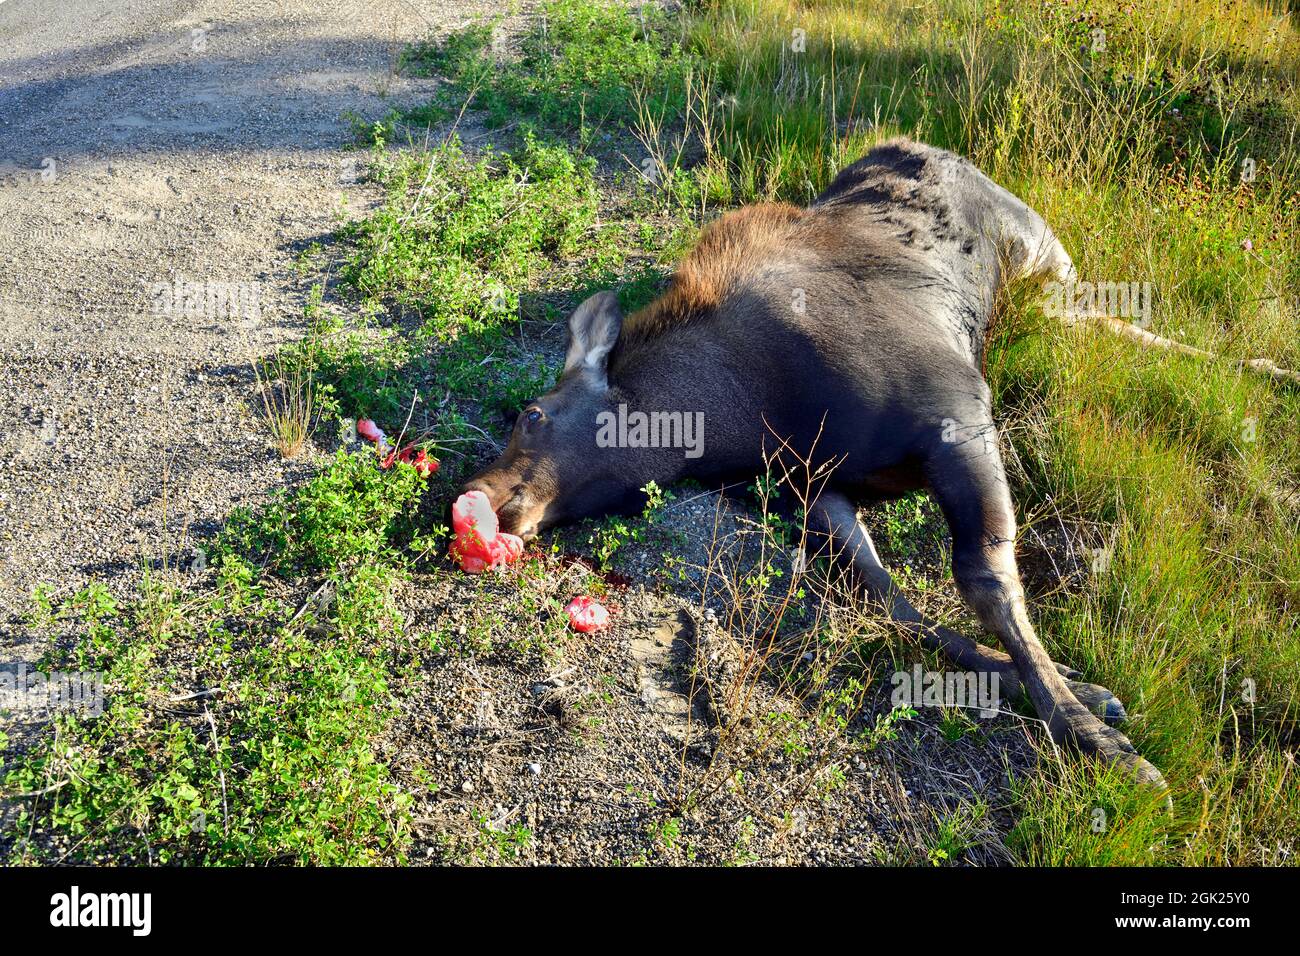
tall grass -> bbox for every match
[252,348,317,459]
[680,0,1300,864]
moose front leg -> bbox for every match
[803,490,1128,727]
[924,429,1168,793]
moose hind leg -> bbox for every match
[924,424,1166,792]
[803,489,1125,724]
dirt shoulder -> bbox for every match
[0,0,493,644]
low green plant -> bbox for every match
[405,0,698,145]
[5,556,412,865]
[925,801,989,867]
[215,449,432,575]
[861,704,916,752]
[587,481,674,568]
[338,134,598,342]
[878,492,945,561]
[937,707,978,743]
[470,813,533,864]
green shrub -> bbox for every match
[216,449,429,575]
[338,134,598,341]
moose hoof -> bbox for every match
[1066,679,1128,727]
[1066,716,1170,802]
[1112,749,1170,796]
[1107,747,1172,809]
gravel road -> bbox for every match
[0,0,486,655]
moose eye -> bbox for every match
[525,408,544,425]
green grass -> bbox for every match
[5,549,413,864]
[273,128,622,458]
[325,131,616,433]
[400,0,697,146]
[215,447,438,575]
[338,132,600,342]
[6,0,1299,866]
[3,446,454,864]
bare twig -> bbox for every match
[168,687,225,703]
[203,704,230,838]
[9,780,69,799]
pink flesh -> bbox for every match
[450,491,521,573]
[565,596,610,632]
[357,419,385,443]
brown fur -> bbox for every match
[620,203,805,345]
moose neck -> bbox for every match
[606,325,757,484]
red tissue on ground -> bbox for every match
[381,444,439,477]
[450,490,523,573]
[565,596,610,633]
[359,418,438,477]
[405,448,438,477]
[357,418,385,444]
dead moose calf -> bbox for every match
[463,137,1231,792]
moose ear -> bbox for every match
[563,291,623,384]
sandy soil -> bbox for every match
[0,0,492,646]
